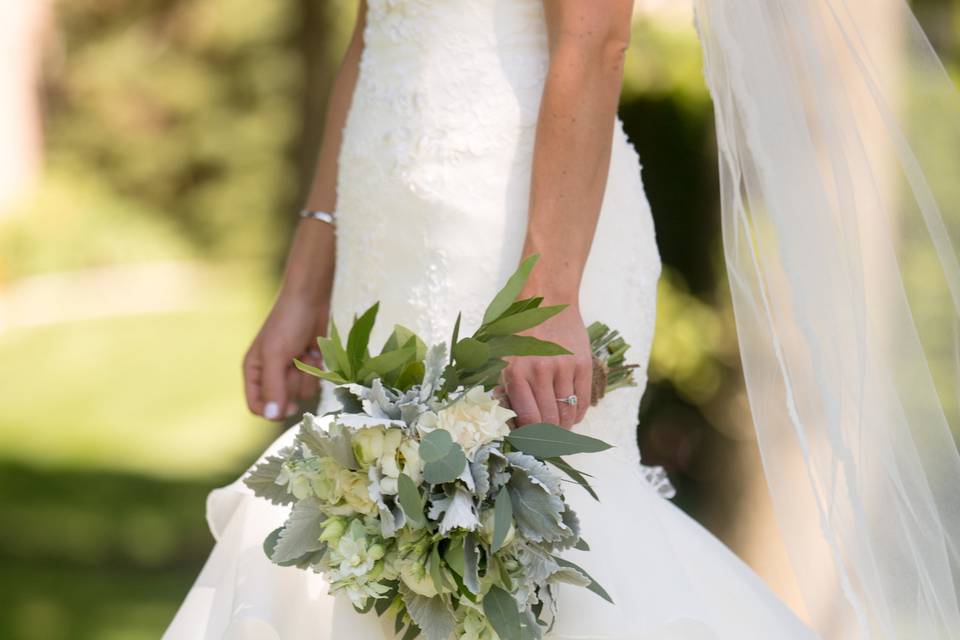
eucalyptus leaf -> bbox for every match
[401,623,421,640]
[346,302,379,373]
[458,359,508,389]
[397,473,427,529]
[449,312,462,364]
[481,253,540,326]
[482,584,524,640]
[453,337,490,370]
[358,345,417,380]
[394,360,426,391]
[423,445,468,485]
[499,295,544,319]
[293,358,347,384]
[419,429,454,463]
[546,456,599,500]
[481,305,567,337]
[327,320,353,377]
[486,335,571,358]
[492,486,513,553]
[506,423,612,458]
[553,556,614,604]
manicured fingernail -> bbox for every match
[285,403,298,417]
[264,401,280,420]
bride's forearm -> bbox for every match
[282,1,367,303]
[522,2,633,305]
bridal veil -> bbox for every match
[693,0,960,636]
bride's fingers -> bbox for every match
[505,375,540,427]
[296,348,323,400]
[243,348,265,416]
[554,374,576,429]
[573,360,591,423]
[283,367,302,417]
[532,367,561,426]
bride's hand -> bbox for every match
[243,293,329,421]
[243,218,336,421]
[504,304,592,429]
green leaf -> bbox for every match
[491,486,513,553]
[481,305,567,337]
[506,423,612,458]
[374,584,399,616]
[270,499,325,563]
[243,456,295,505]
[423,445,468,485]
[574,537,590,551]
[401,584,454,640]
[462,533,480,595]
[481,254,540,326]
[482,585,524,640]
[486,335,571,358]
[429,544,455,593]
[553,556,614,604]
[325,320,353,377]
[419,429,454,463]
[420,430,468,484]
[394,360,425,390]
[346,302,379,373]
[546,456,599,500]
[401,623,421,640]
[397,473,426,529]
[449,312,462,365]
[453,337,490,370]
[293,358,348,384]
[499,295,544,319]
[354,599,375,614]
[458,359,508,389]
[358,345,417,379]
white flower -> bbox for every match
[353,426,403,469]
[328,519,386,580]
[417,387,515,458]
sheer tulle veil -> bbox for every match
[693,0,960,637]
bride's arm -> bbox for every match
[243,1,367,420]
[505,0,634,428]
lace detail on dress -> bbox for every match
[331,0,666,494]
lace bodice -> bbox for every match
[326,0,662,462]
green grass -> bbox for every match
[0,263,279,480]
[0,560,197,640]
[0,261,298,639]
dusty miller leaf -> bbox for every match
[399,584,455,640]
[243,456,295,506]
[271,499,325,563]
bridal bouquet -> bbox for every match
[244,256,636,640]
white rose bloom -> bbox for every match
[417,387,515,458]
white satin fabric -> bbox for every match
[164,1,816,638]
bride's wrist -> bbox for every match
[280,219,336,304]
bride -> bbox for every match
[166,0,960,638]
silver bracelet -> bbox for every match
[299,209,335,226]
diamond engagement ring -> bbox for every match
[557,394,578,406]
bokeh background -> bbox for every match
[1,1,958,638]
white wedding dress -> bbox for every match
[165,1,818,638]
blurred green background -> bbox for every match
[1,1,958,638]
